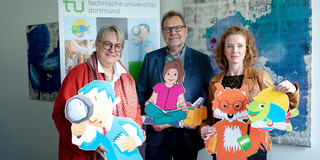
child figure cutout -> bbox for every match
[143,58,188,127]
[205,83,263,160]
[65,80,144,160]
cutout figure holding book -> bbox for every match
[143,58,188,127]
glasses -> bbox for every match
[162,25,186,34]
[98,40,123,52]
[214,99,248,111]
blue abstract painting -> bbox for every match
[184,0,311,147]
[27,22,61,101]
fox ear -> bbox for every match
[239,84,248,97]
[214,83,225,97]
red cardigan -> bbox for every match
[52,62,142,160]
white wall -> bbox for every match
[0,0,59,159]
[0,0,318,159]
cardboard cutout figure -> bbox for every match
[65,80,143,160]
[247,87,299,132]
[143,59,188,127]
[205,83,263,160]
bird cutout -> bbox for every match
[247,87,299,132]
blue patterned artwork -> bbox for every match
[26,22,61,101]
[184,0,311,147]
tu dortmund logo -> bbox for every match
[63,0,85,13]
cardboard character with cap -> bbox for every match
[65,80,144,160]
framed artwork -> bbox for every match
[184,0,311,147]
[26,22,60,101]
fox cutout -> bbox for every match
[205,83,265,160]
